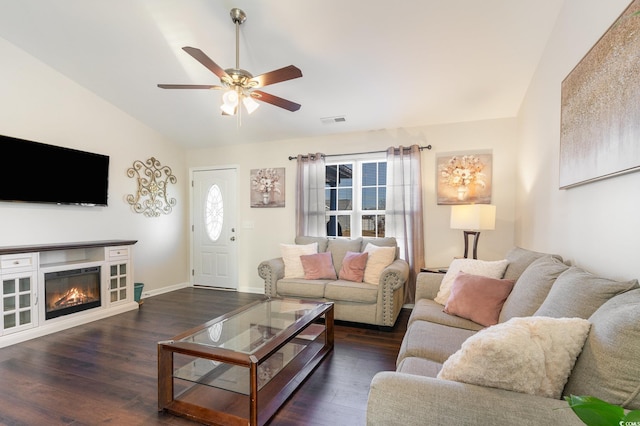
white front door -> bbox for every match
[192,168,238,289]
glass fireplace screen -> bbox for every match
[44,266,101,320]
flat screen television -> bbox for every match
[0,134,110,206]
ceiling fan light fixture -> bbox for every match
[222,89,239,106]
[243,95,260,114]
[221,90,239,114]
[220,103,236,115]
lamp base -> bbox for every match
[462,231,481,259]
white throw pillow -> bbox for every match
[280,243,318,278]
[363,243,396,285]
[434,258,509,305]
[437,316,591,398]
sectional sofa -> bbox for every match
[366,247,640,425]
[258,236,409,327]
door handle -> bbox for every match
[230,236,236,241]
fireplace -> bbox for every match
[44,267,101,320]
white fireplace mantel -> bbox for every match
[0,240,137,348]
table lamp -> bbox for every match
[450,204,496,259]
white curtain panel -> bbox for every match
[386,144,425,304]
[295,153,326,237]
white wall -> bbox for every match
[0,37,189,293]
[3,0,634,297]
[0,19,529,297]
[516,0,640,281]
[187,118,517,293]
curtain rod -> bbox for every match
[288,144,432,161]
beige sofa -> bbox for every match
[258,236,409,327]
[366,247,640,425]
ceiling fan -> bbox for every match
[158,8,302,116]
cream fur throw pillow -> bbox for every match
[362,243,396,285]
[437,316,591,398]
[280,243,318,278]
[434,258,509,305]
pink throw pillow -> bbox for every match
[338,251,369,282]
[300,252,337,280]
[444,272,516,327]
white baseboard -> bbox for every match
[140,281,191,298]
[0,301,139,349]
[141,282,265,297]
[241,286,266,294]
[2,281,265,348]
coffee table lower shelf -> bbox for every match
[164,342,331,426]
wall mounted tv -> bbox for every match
[0,134,110,206]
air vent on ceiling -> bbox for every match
[320,115,346,125]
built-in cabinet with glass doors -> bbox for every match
[0,253,37,336]
[107,246,131,304]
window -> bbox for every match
[325,158,387,237]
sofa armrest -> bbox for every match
[379,259,410,290]
[415,272,444,301]
[375,259,410,326]
[257,257,284,296]
[367,372,583,426]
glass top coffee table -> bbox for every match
[158,297,334,426]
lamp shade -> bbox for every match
[450,204,496,231]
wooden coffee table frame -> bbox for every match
[158,298,334,426]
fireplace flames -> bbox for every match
[52,287,94,309]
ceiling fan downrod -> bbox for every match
[222,8,254,91]
[230,8,246,70]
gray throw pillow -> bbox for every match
[562,288,640,410]
[295,236,329,252]
[534,266,639,319]
[502,246,563,282]
[499,255,569,322]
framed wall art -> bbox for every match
[436,151,492,205]
[250,167,285,208]
[560,0,640,189]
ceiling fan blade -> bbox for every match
[250,65,302,88]
[157,84,224,90]
[251,90,301,112]
[182,46,229,80]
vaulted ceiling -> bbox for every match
[0,1,565,149]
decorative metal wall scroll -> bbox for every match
[126,157,177,217]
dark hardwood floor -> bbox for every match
[0,288,409,425]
